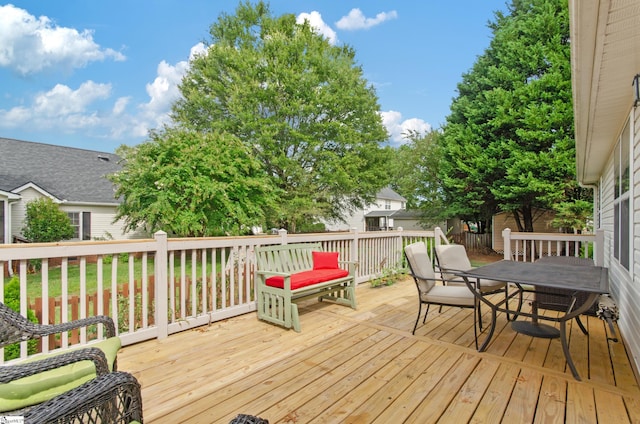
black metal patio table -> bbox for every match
[458,258,609,381]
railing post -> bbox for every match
[278,229,288,245]
[351,228,360,280]
[154,231,168,339]
[595,228,604,266]
[396,227,403,269]
[503,228,512,260]
[434,227,449,246]
[350,227,359,262]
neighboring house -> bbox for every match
[569,1,640,377]
[0,137,144,244]
[323,187,407,232]
[385,208,428,231]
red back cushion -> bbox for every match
[312,251,339,270]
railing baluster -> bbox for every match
[80,257,87,344]
[142,252,148,329]
[41,259,50,353]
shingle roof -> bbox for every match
[377,186,406,202]
[0,137,122,204]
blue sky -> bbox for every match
[0,1,508,153]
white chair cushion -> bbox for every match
[422,285,475,306]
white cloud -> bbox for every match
[113,97,130,115]
[0,38,198,140]
[0,4,125,76]
[0,81,111,129]
[336,9,398,31]
[297,12,338,45]
[33,81,111,116]
[133,57,192,136]
[380,110,431,145]
[189,42,207,60]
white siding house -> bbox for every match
[323,187,407,232]
[0,138,145,243]
[569,0,640,377]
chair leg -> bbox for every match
[413,302,423,335]
[575,315,589,335]
[423,304,431,324]
[473,301,478,350]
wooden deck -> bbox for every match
[119,278,640,423]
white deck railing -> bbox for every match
[502,228,604,265]
[4,226,606,361]
[0,228,447,361]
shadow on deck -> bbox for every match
[119,277,640,423]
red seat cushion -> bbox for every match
[266,269,349,290]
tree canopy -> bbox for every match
[168,1,390,232]
[439,0,588,232]
[110,129,277,237]
[389,130,446,228]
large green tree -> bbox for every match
[171,1,390,232]
[110,129,277,237]
[390,130,446,228]
[440,0,587,232]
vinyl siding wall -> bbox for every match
[601,107,640,376]
[10,187,41,240]
[7,188,145,242]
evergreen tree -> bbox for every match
[440,0,587,232]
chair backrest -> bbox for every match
[255,243,322,273]
[404,242,437,293]
[435,244,472,281]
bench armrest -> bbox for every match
[339,260,358,275]
[256,270,291,278]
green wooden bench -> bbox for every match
[255,243,357,332]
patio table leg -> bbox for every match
[478,305,497,352]
[559,292,601,380]
[559,320,581,380]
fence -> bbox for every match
[449,232,492,252]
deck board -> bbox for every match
[118,277,640,423]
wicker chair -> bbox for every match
[1,301,122,416]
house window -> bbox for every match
[67,212,91,240]
[613,119,630,270]
[385,200,391,210]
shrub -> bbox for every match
[22,197,75,242]
[3,276,39,360]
